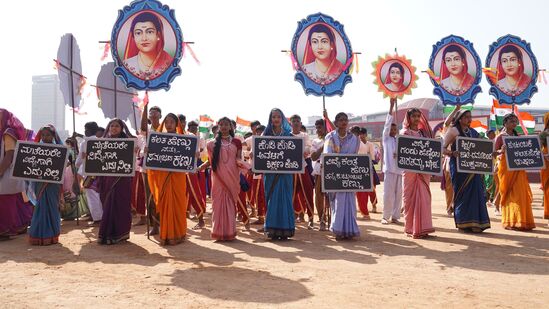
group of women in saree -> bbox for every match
[1,104,547,247]
[443,106,539,233]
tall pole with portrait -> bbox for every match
[372,53,418,125]
[290,13,354,111]
[110,0,184,239]
[485,34,538,110]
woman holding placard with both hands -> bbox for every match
[494,114,535,231]
[443,106,491,233]
[262,108,295,240]
[146,113,188,245]
[26,125,64,245]
[88,119,135,245]
[401,108,435,238]
[324,112,361,240]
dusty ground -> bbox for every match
[1,183,548,308]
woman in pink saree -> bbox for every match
[401,108,435,238]
[123,11,174,80]
[206,117,248,241]
[301,23,345,85]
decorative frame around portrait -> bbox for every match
[372,54,417,99]
[485,34,538,105]
[291,12,353,97]
[111,0,183,91]
[428,35,482,106]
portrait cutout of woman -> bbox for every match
[439,44,475,96]
[122,11,174,80]
[384,62,407,92]
[496,45,531,96]
[301,23,345,85]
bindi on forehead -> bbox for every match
[135,22,156,31]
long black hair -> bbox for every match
[211,117,235,172]
[103,118,135,138]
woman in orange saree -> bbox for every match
[147,113,188,245]
[495,113,535,231]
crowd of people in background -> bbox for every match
[1,102,548,246]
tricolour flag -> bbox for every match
[517,111,535,135]
[489,100,513,130]
[471,120,487,137]
[199,115,214,133]
[235,116,251,136]
[443,104,473,114]
[489,99,529,134]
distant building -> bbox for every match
[353,98,549,141]
[32,75,68,140]
[307,116,322,126]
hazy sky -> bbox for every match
[1,0,548,131]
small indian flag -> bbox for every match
[443,104,473,114]
[517,111,535,134]
[199,115,214,134]
[489,100,513,130]
[471,120,487,137]
[235,116,251,136]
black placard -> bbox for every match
[503,135,545,171]
[144,132,198,172]
[321,154,373,192]
[84,138,136,176]
[252,136,304,174]
[456,137,494,174]
[397,135,442,175]
[12,141,68,184]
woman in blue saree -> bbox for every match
[28,125,63,245]
[263,108,295,240]
[443,108,490,232]
[324,112,361,239]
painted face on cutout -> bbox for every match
[444,51,465,76]
[390,67,402,84]
[500,51,521,77]
[310,32,332,61]
[133,21,159,54]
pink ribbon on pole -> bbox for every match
[100,43,111,61]
[182,42,201,65]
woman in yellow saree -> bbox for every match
[147,113,188,245]
[495,113,535,231]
